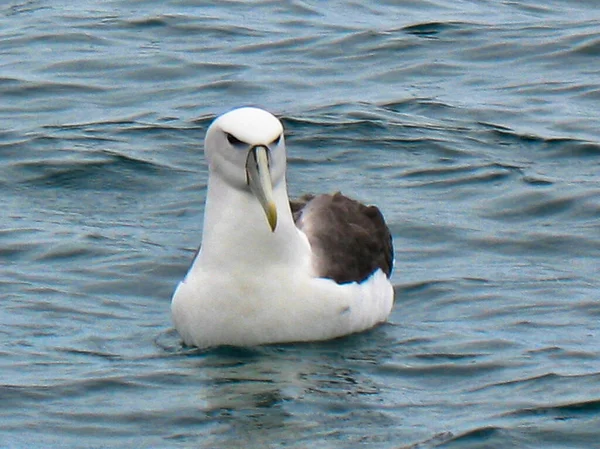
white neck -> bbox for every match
[196,174,311,272]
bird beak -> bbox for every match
[246,145,277,232]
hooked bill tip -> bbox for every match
[266,201,277,232]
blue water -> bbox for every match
[2,1,600,448]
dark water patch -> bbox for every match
[379,359,507,380]
[111,122,198,143]
[0,77,106,98]
[395,279,458,303]
[56,347,125,362]
[497,80,596,100]
[188,61,249,75]
[402,22,461,39]
[577,86,600,101]
[125,15,173,29]
[487,126,553,146]
[487,130,600,159]
[34,118,200,164]
[120,60,195,83]
[43,57,182,81]
[393,431,456,449]
[33,240,101,262]
[176,21,268,40]
[195,78,267,97]
[413,168,512,188]
[90,9,269,39]
[483,190,600,222]
[526,346,598,362]
[1,2,50,16]
[393,223,466,257]
[0,31,110,48]
[54,376,146,397]
[573,300,600,318]
[42,116,148,131]
[400,162,520,187]
[286,154,340,166]
[285,111,389,136]
[484,125,600,158]
[471,372,600,395]
[434,426,519,448]
[0,383,56,405]
[412,352,485,362]
[545,140,600,158]
[572,35,600,57]
[9,296,125,322]
[0,241,41,260]
[0,227,41,259]
[198,345,277,361]
[0,377,145,407]
[17,150,170,190]
[521,426,600,449]
[508,397,600,420]
[381,98,457,116]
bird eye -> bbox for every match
[226,133,244,146]
[270,134,282,146]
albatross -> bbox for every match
[171,107,394,348]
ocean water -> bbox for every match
[1,1,600,448]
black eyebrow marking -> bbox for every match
[226,132,245,146]
[270,134,282,146]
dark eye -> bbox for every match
[226,133,244,146]
[270,134,282,146]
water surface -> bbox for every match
[1,1,600,447]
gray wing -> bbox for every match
[290,192,393,284]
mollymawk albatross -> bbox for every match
[171,107,394,348]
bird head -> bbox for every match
[204,107,286,232]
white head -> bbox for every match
[204,107,286,231]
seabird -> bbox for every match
[171,107,394,348]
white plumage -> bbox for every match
[171,107,394,348]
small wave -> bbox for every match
[483,189,600,222]
[402,21,463,39]
[0,76,106,98]
[15,147,172,191]
[381,98,457,115]
[379,359,505,379]
[33,241,100,262]
[0,376,144,406]
[400,163,519,188]
[472,233,600,258]
[19,157,153,189]
[572,36,600,57]
[507,397,600,419]
[545,140,600,158]
[1,31,108,48]
[433,426,509,448]
[482,124,600,158]
[124,16,173,29]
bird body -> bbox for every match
[171,107,394,348]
